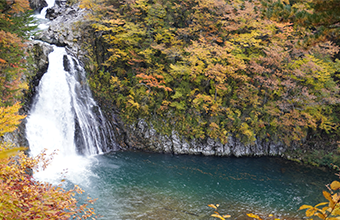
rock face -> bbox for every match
[29,0,47,12]
[25,41,54,109]
[34,2,89,59]
[112,119,287,157]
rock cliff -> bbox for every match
[111,119,287,157]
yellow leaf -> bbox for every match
[315,212,326,220]
[315,202,328,208]
[208,204,218,210]
[323,191,333,202]
[223,215,231,218]
[332,208,340,216]
[330,200,336,209]
[208,204,220,210]
[299,205,314,210]
[322,206,330,213]
[306,208,316,217]
[247,213,262,219]
[268,214,273,217]
[327,217,340,220]
[211,214,225,220]
[333,193,340,203]
[331,181,340,191]
[0,103,26,136]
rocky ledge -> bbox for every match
[108,119,288,157]
[33,1,89,59]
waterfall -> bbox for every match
[26,46,115,184]
[34,0,55,29]
[36,0,55,19]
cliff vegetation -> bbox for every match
[79,0,340,162]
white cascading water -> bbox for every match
[26,46,115,184]
[34,0,55,30]
[27,0,118,185]
[36,0,55,19]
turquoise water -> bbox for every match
[73,151,335,220]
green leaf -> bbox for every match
[171,91,183,99]
[170,101,185,110]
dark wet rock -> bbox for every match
[29,0,47,13]
[26,41,53,100]
[107,117,287,157]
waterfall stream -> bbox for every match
[35,0,55,18]
[34,0,55,29]
[26,45,114,184]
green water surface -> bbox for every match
[75,151,335,220]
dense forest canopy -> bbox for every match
[0,0,34,106]
[262,0,340,45]
[80,0,340,146]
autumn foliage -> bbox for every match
[0,95,98,219]
[261,0,340,45]
[0,96,97,219]
[80,0,340,146]
[0,145,98,219]
[0,102,98,219]
[0,0,33,106]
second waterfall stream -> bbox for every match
[26,46,114,184]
